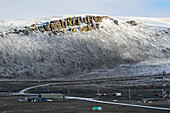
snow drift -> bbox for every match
[0,14,170,80]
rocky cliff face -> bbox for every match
[0,15,170,80]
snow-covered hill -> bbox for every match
[0,14,170,80]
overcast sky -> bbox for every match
[0,0,170,20]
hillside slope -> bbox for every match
[0,15,170,80]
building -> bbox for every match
[38,93,65,99]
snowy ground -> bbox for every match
[116,17,170,28]
[0,14,170,80]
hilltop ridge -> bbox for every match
[0,14,170,80]
[0,15,119,37]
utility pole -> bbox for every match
[97,89,99,94]
[129,88,131,99]
[96,89,100,98]
[67,90,70,95]
[162,70,166,98]
[46,85,50,93]
[168,100,170,111]
[129,88,131,104]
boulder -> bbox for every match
[72,18,76,26]
[31,24,36,27]
[86,16,90,23]
[79,17,83,23]
[39,26,45,32]
[53,31,58,35]
[62,21,65,28]
[53,20,59,23]
[35,27,38,31]
[83,17,87,24]
[23,29,29,35]
[68,20,72,26]
[98,16,103,22]
[16,30,23,34]
[91,23,96,29]
[48,32,52,36]
[95,16,99,22]
[57,26,62,29]
[103,16,109,19]
[87,25,92,31]
[0,32,4,37]
[50,23,55,28]
[64,21,67,28]
[88,27,92,31]
[51,27,57,31]
[62,29,65,33]
[44,24,51,31]
[126,20,137,26]
[59,20,63,27]
[71,28,76,32]
[82,28,86,32]
[96,24,100,29]
[75,17,81,25]
[79,28,83,32]
[113,20,118,25]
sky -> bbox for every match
[0,0,170,20]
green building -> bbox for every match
[38,94,65,99]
